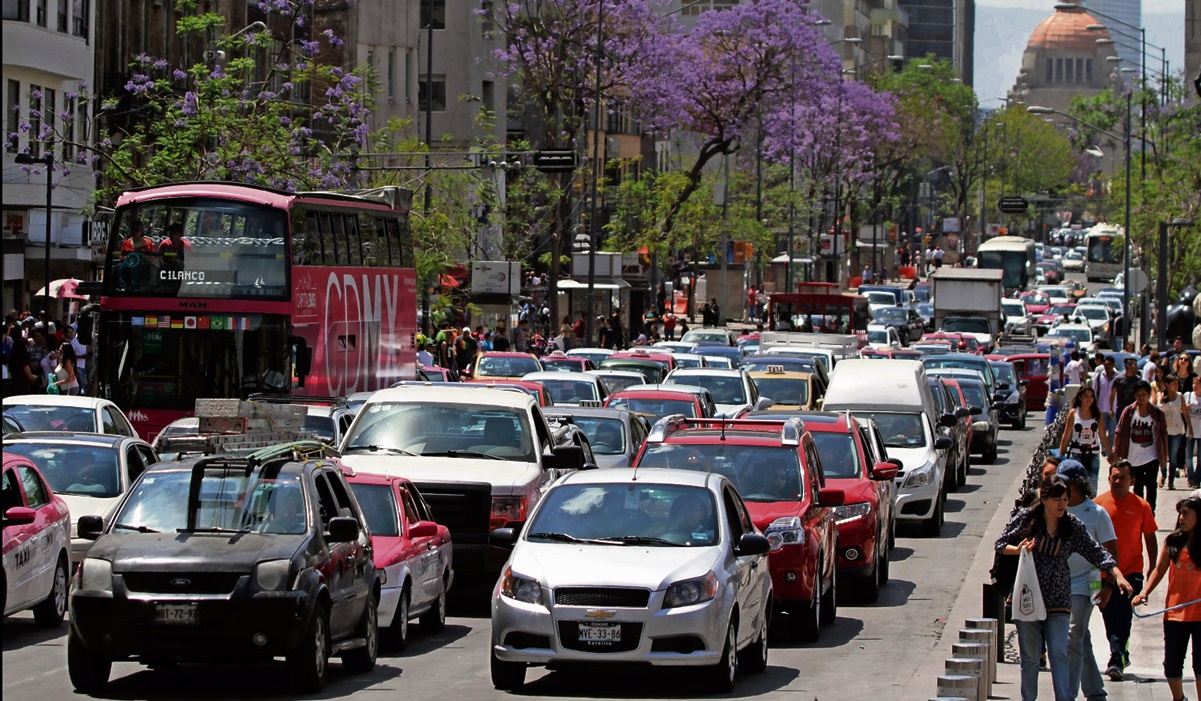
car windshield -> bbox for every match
[344,403,537,461]
[599,361,665,383]
[923,357,992,386]
[752,377,809,406]
[1024,294,1049,306]
[960,383,988,409]
[873,308,907,323]
[1048,305,1076,316]
[605,396,697,422]
[566,417,626,455]
[4,443,122,498]
[666,375,745,405]
[535,379,598,404]
[992,364,1017,385]
[867,329,890,344]
[1078,307,1108,320]
[680,331,729,345]
[475,356,541,377]
[348,483,400,538]
[304,414,336,443]
[916,303,933,317]
[113,467,306,534]
[569,351,611,365]
[637,443,803,502]
[593,374,645,393]
[850,412,926,448]
[2,405,96,432]
[526,483,718,546]
[673,356,704,368]
[1002,302,1025,315]
[541,358,584,372]
[1049,328,1091,343]
[809,432,861,479]
[700,356,735,369]
[864,291,896,306]
[942,318,990,334]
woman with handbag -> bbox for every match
[996,475,1134,700]
[50,343,80,395]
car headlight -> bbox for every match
[1005,392,1021,405]
[664,572,719,609]
[500,567,542,605]
[903,463,935,489]
[833,502,873,525]
[255,559,292,591]
[764,516,805,551]
[80,558,113,593]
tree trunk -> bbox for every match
[660,137,734,237]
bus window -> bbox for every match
[292,209,318,265]
[381,217,400,267]
[331,213,349,266]
[396,217,414,268]
[344,213,362,266]
[358,214,378,266]
[316,211,334,264]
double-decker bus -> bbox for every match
[976,235,1036,293]
[1083,224,1123,282]
[97,182,417,439]
[766,284,871,336]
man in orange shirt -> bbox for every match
[1094,459,1159,680]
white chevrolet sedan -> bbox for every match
[489,468,773,693]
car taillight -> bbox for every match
[490,496,527,530]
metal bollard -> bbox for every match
[937,674,978,701]
[966,617,1001,665]
[946,657,985,701]
[952,642,991,699]
[960,628,996,684]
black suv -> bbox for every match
[67,443,378,693]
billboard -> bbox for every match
[470,261,521,295]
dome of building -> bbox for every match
[1027,3,1112,52]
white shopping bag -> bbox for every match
[1012,548,1047,622]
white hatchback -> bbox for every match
[489,468,773,692]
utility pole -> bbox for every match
[584,0,604,345]
[420,0,435,335]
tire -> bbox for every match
[983,438,998,464]
[793,584,821,643]
[705,620,738,693]
[342,595,378,673]
[859,541,883,603]
[287,602,331,693]
[879,537,891,585]
[922,497,943,537]
[419,580,447,633]
[383,586,410,650]
[819,560,837,625]
[67,626,111,694]
[490,649,526,691]
[737,612,768,674]
[1018,409,1027,430]
[33,554,69,627]
[958,452,968,488]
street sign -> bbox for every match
[532,150,578,173]
[1126,268,1150,295]
[998,196,1029,214]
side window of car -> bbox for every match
[125,446,146,484]
[337,414,354,442]
[722,488,744,542]
[804,441,825,490]
[732,489,754,535]
[17,466,49,508]
[1,469,23,511]
[137,445,159,468]
[323,471,357,520]
[399,487,420,525]
[410,487,434,522]
[101,408,119,435]
[313,474,341,530]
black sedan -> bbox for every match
[543,407,652,468]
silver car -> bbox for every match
[488,468,773,692]
[542,407,652,468]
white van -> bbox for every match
[822,359,954,537]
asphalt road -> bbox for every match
[2,418,1043,701]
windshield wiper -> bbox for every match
[419,450,505,460]
[112,523,159,533]
[599,535,686,547]
[344,445,417,457]
[177,526,250,534]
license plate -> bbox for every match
[578,622,621,642]
[155,603,199,626]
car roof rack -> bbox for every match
[646,415,806,445]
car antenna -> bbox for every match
[720,421,727,442]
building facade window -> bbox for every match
[56,0,65,30]
[419,0,445,30]
[1045,58,1053,83]
[404,50,413,104]
[387,51,395,103]
[418,75,446,112]
[35,0,45,25]
[482,80,494,113]
[76,96,87,149]
[1065,57,1074,82]
[2,0,30,21]
[6,79,20,154]
[1086,58,1094,83]
[28,85,42,157]
[43,88,55,157]
[1055,57,1063,83]
[1076,58,1085,83]
[63,95,75,161]
[71,0,86,38]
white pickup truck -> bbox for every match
[338,385,589,577]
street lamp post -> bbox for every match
[584,0,605,345]
[1029,93,1133,346]
[15,151,53,316]
[1156,219,1195,350]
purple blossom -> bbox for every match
[173,69,188,81]
[181,92,199,116]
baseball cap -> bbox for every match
[1056,459,1088,483]
[462,327,471,333]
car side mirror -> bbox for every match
[871,462,898,481]
[1020,379,1029,387]
[754,397,775,410]
[939,413,958,428]
[887,457,904,469]
[993,392,1007,404]
[934,436,953,450]
[736,532,772,557]
[78,515,105,540]
[955,407,971,419]
[3,506,36,528]
[409,521,438,538]
[580,462,600,471]
[490,527,518,548]
[326,517,360,543]
[817,488,845,508]
[997,382,1010,391]
[544,445,585,471]
[970,406,983,416]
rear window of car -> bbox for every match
[3,443,122,498]
[3,405,96,432]
[637,443,803,502]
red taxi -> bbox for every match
[631,417,842,642]
[463,380,555,407]
[1002,353,1053,410]
[343,469,453,648]
[604,385,715,423]
[539,352,595,373]
[920,332,982,354]
[467,352,543,380]
[3,454,71,626]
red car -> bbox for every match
[632,417,843,641]
[798,412,897,602]
[606,348,678,372]
[1003,353,1053,410]
[343,469,453,648]
[467,352,543,380]
[3,454,71,626]
[920,332,982,354]
[538,353,595,373]
[604,385,715,423]
[1019,292,1051,316]
[418,365,455,382]
[462,380,554,407]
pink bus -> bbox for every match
[97,182,417,440]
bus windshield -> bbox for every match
[106,199,289,300]
[1086,235,1120,263]
[978,250,1028,290]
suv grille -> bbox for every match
[554,587,650,608]
[122,572,242,595]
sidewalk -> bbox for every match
[904,443,1188,700]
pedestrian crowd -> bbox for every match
[3,310,91,397]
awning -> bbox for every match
[770,254,817,264]
[556,278,631,291]
[439,274,460,288]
